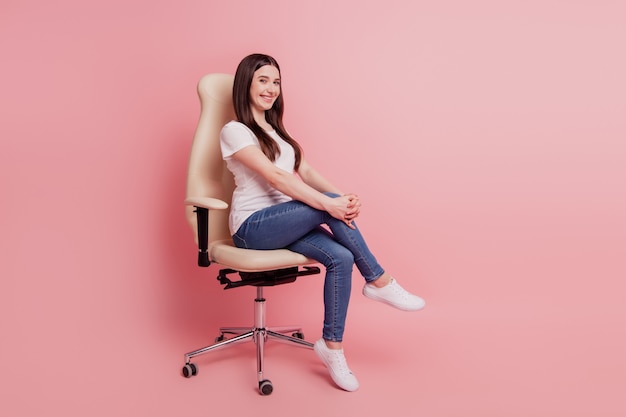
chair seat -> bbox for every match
[210,239,317,272]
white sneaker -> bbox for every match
[363,278,426,311]
[313,339,359,392]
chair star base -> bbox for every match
[182,268,318,395]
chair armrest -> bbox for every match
[184,197,229,267]
[184,197,228,210]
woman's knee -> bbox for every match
[326,246,354,270]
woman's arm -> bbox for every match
[297,158,342,194]
[298,158,361,221]
[232,146,359,227]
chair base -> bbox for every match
[182,286,314,395]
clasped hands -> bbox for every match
[326,193,361,229]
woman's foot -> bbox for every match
[363,277,426,311]
[313,339,359,392]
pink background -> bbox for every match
[1,0,625,415]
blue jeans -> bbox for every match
[232,194,385,342]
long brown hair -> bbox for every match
[233,53,302,170]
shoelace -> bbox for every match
[388,281,411,300]
[328,350,352,375]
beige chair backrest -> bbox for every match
[185,73,236,244]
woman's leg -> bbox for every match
[322,218,384,282]
[233,198,385,282]
[287,228,360,392]
[233,200,333,249]
[234,197,423,327]
[286,227,354,343]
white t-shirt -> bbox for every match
[220,121,295,235]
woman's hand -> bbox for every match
[344,193,361,227]
[324,193,361,229]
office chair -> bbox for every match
[182,73,320,395]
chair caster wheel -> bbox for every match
[182,363,198,378]
[292,332,304,340]
[259,379,273,395]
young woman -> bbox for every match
[220,53,425,391]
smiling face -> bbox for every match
[249,64,281,118]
